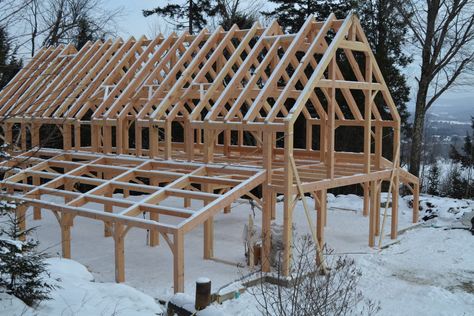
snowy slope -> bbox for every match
[1,193,472,315]
[211,226,474,316]
[0,258,164,316]
[209,195,474,315]
[357,227,474,316]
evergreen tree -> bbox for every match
[143,0,216,34]
[426,162,440,195]
[355,0,412,134]
[0,26,22,90]
[0,202,55,306]
[442,164,465,199]
[449,117,473,198]
[449,167,465,199]
[262,0,352,33]
[450,117,474,169]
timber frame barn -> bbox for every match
[0,12,420,293]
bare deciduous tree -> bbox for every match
[397,0,474,177]
[0,0,32,25]
[20,0,122,55]
[250,235,380,316]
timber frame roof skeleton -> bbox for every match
[0,13,419,293]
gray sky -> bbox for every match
[108,1,473,119]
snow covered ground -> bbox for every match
[0,258,164,316]
[213,226,474,316]
[1,193,473,315]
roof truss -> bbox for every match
[0,13,399,127]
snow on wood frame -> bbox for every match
[0,12,420,293]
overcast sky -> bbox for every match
[108,1,473,118]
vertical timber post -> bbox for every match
[104,125,112,154]
[375,181,381,236]
[363,50,373,224]
[33,176,41,220]
[149,179,160,246]
[122,119,129,154]
[61,213,73,259]
[363,182,369,217]
[31,123,40,149]
[262,132,272,272]
[164,120,172,160]
[369,180,377,247]
[185,122,194,161]
[316,189,327,265]
[91,124,99,153]
[5,123,13,148]
[74,123,81,151]
[391,173,399,239]
[413,182,420,223]
[306,121,312,151]
[20,123,27,151]
[203,184,214,260]
[16,204,26,242]
[203,128,215,260]
[63,124,72,150]
[114,223,125,283]
[135,124,142,156]
[375,125,382,169]
[282,123,294,276]
[104,191,113,237]
[116,120,124,154]
[174,230,184,293]
[149,124,159,158]
[326,57,336,179]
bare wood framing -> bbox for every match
[0,12,419,293]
